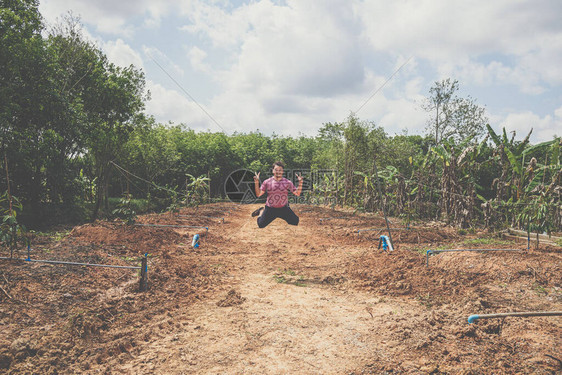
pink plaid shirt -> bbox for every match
[261,177,296,208]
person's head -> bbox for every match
[272,161,285,180]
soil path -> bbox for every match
[114,205,422,374]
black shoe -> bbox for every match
[251,207,264,217]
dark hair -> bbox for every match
[272,161,285,169]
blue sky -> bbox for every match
[39,0,562,143]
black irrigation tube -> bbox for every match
[299,209,318,213]
[177,214,224,223]
[134,223,209,233]
[1,248,149,291]
[357,226,411,233]
[319,216,363,222]
[426,248,524,267]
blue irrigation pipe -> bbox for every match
[468,311,562,324]
[135,223,209,233]
[426,248,524,267]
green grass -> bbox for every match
[416,292,436,309]
[30,229,70,242]
[435,243,455,251]
[107,197,150,214]
[273,275,288,284]
[533,283,548,296]
[273,269,307,287]
[282,268,296,276]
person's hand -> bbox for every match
[254,172,260,183]
[296,173,304,184]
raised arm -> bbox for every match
[294,173,304,196]
[254,172,265,197]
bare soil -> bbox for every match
[1,203,561,374]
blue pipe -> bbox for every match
[378,235,394,252]
[467,311,562,323]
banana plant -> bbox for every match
[185,174,211,208]
[515,137,562,237]
[487,125,560,232]
[428,135,486,227]
[312,171,344,208]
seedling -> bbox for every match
[112,193,137,225]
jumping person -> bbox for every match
[252,161,304,228]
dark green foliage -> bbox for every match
[0,192,29,257]
[111,193,137,225]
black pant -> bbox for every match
[257,205,299,228]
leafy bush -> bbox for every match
[0,192,30,257]
[111,193,137,225]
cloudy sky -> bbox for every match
[39,0,561,142]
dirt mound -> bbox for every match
[69,221,187,254]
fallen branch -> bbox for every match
[0,284,12,299]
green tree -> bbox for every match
[85,61,148,219]
[423,78,488,144]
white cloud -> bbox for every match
[211,0,365,103]
[40,0,180,36]
[498,109,561,143]
[142,46,185,78]
[39,0,137,36]
[179,0,253,49]
[188,46,211,73]
[102,39,145,69]
[145,80,210,130]
[39,0,562,141]
[358,0,562,95]
[439,59,546,95]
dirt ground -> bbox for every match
[1,203,561,374]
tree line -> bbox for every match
[1,1,560,235]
